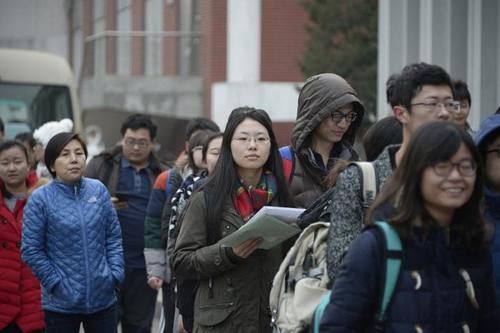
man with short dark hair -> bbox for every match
[86,113,167,333]
[453,79,473,133]
[326,63,458,282]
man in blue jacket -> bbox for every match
[86,114,167,333]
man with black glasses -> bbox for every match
[326,62,459,283]
[86,114,167,333]
[280,73,365,208]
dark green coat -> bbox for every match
[173,191,283,333]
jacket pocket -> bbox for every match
[197,302,235,327]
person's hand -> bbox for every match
[177,315,187,333]
[232,238,262,258]
[111,196,128,210]
[147,276,163,290]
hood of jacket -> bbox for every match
[474,114,500,151]
[291,73,365,152]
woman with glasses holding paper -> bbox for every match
[173,107,294,333]
[319,122,499,332]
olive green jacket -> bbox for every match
[173,191,283,333]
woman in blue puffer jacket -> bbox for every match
[320,122,500,332]
[22,132,124,332]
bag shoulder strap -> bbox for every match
[351,161,377,207]
[279,145,295,183]
[374,221,402,323]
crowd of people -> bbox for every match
[0,60,500,332]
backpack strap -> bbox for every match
[351,161,377,208]
[312,290,332,333]
[279,145,294,183]
[164,169,173,197]
[374,221,402,323]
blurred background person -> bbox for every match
[0,140,44,333]
[32,118,73,178]
[453,79,473,134]
[475,113,500,304]
[174,118,220,179]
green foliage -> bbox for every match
[300,0,378,120]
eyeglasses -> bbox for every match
[410,101,461,113]
[124,138,150,148]
[431,159,476,177]
[232,136,270,145]
[486,148,500,158]
[191,145,203,153]
[331,111,357,123]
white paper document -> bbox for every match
[220,206,305,250]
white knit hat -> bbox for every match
[33,118,74,149]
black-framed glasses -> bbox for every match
[123,138,150,148]
[410,101,461,113]
[431,159,476,177]
[486,148,500,158]
[331,111,357,123]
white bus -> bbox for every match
[0,48,82,139]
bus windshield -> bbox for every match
[0,82,73,139]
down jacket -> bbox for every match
[22,178,124,314]
[0,173,44,332]
[287,73,365,208]
[320,225,500,332]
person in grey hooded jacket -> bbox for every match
[281,73,365,208]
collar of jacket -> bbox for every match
[52,178,85,197]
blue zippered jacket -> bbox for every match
[475,114,500,304]
[22,178,124,314]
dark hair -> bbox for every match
[453,80,471,105]
[0,140,29,162]
[363,116,402,161]
[185,117,220,142]
[202,107,294,243]
[0,117,4,133]
[44,133,88,178]
[385,74,399,104]
[368,122,486,250]
[15,132,36,149]
[187,130,213,173]
[202,131,223,163]
[495,106,500,115]
[389,63,454,110]
[120,114,157,140]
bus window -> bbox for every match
[0,83,73,139]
